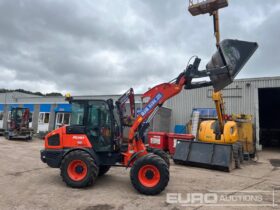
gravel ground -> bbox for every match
[0,137,279,210]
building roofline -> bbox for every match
[15,95,63,99]
[235,76,280,82]
[2,76,280,101]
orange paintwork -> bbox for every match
[128,80,185,141]
[45,126,92,149]
[123,138,148,166]
[123,75,187,166]
[67,159,88,181]
[138,164,160,187]
[45,74,187,168]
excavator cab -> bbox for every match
[6,107,33,140]
[10,108,30,129]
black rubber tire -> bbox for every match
[98,165,111,176]
[130,154,169,195]
[60,150,99,188]
[147,148,170,168]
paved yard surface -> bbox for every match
[0,137,279,210]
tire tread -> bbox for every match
[130,154,169,195]
[60,150,99,188]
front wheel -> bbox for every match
[147,147,170,168]
[130,154,169,195]
[60,150,99,188]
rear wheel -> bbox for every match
[60,150,99,188]
[130,154,169,195]
[147,148,170,168]
[98,165,111,176]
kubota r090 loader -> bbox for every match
[40,38,257,195]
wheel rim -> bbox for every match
[67,160,88,181]
[138,164,160,188]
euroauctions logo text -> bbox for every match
[166,190,278,207]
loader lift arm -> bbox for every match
[123,57,199,164]
[127,57,214,153]
[125,37,258,162]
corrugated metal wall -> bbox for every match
[165,77,280,129]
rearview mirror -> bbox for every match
[207,39,258,91]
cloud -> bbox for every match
[0,0,279,95]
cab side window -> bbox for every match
[87,101,112,152]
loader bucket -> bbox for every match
[207,39,258,91]
[173,140,235,172]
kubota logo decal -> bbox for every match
[72,136,85,140]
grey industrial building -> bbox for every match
[165,76,280,150]
[0,76,280,150]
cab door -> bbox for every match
[86,101,113,152]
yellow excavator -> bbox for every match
[173,0,257,171]
[198,91,256,160]
[189,0,256,160]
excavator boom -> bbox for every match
[212,91,226,135]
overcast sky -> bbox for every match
[0,0,279,95]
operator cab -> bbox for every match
[68,99,121,153]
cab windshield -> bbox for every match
[70,100,111,127]
[70,102,85,126]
